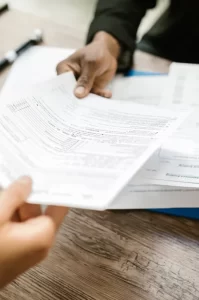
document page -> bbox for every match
[138,63,199,187]
[161,63,199,107]
[111,76,167,104]
[0,46,75,101]
[0,73,187,209]
[110,183,199,209]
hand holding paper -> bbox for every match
[0,176,68,288]
[0,72,188,210]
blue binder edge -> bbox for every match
[126,69,199,219]
[126,70,167,77]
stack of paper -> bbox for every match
[0,46,199,210]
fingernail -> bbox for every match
[104,91,112,99]
[75,86,85,96]
[18,176,32,185]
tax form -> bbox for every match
[138,63,199,188]
[0,72,188,209]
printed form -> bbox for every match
[0,72,187,209]
[138,63,199,188]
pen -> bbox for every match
[0,3,9,15]
[0,29,43,72]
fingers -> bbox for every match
[56,54,80,76]
[90,67,116,98]
[24,216,56,251]
[0,215,56,288]
[45,206,69,231]
[0,246,48,289]
[92,88,112,98]
[0,215,57,288]
[0,177,32,223]
[0,206,67,277]
[74,65,96,98]
[6,215,56,254]
[18,203,42,222]
[56,60,74,75]
[6,207,68,254]
[57,57,102,99]
[56,50,116,99]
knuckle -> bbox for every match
[78,74,90,86]
[83,54,98,68]
[87,58,97,68]
[94,51,105,64]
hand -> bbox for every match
[0,176,68,288]
[56,31,120,98]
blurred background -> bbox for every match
[1,0,170,39]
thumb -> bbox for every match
[75,66,96,99]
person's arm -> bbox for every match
[57,0,157,99]
[87,0,157,52]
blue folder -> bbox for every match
[126,69,199,219]
[127,70,166,76]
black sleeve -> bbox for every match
[86,0,157,51]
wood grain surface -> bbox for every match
[1,9,199,300]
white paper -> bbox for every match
[139,63,199,188]
[111,76,167,104]
[161,63,199,107]
[0,73,187,209]
[2,48,197,210]
[0,46,75,100]
[110,183,199,209]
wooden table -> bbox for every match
[1,9,199,300]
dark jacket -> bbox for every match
[87,0,199,63]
